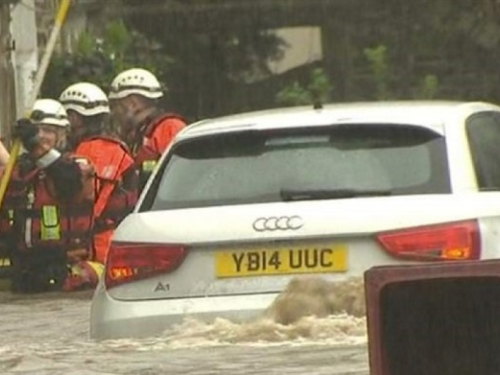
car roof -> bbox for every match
[178,100,500,140]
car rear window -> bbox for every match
[141,124,451,211]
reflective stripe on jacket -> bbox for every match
[0,154,95,254]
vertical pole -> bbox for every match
[28,0,71,108]
[0,0,17,146]
[0,0,72,212]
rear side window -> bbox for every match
[466,112,500,190]
[141,124,451,211]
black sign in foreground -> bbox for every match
[365,260,500,375]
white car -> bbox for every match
[90,101,500,340]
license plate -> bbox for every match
[215,244,348,278]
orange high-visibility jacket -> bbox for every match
[75,136,137,263]
[133,113,186,191]
[75,136,137,221]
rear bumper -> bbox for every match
[90,282,279,340]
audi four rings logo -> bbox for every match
[252,216,304,232]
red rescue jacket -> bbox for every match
[75,135,137,225]
[132,113,186,190]
[0,154,95,255]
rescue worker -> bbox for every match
[59,82,137,265]
[108,68,187,191]
[0,99,101,293]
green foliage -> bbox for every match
[417,74,440,99]
[276,81,312,106]
[41,20,173,99]
[104,20,131,57]
[121,1,290,117]
[276,68,333,107]
[364,45,390,100]
[225,30,288,82]
[308,68,333,105]
[40,0,500,119]
[76,32,96,57]
[363,44,441,100]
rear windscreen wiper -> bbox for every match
[280,188,392,202]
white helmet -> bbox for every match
[59,82,110,116]
[109,68,163,100]
[30,99,69,128]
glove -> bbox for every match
[63,261,103,292]
[12,118,39,151]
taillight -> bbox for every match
[376,220,480,261]
[105,242,188,288]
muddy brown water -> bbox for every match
[0,277,369,375]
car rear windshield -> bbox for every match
[141,124,451,211]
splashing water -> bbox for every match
[0,277,369,374]
[263,276,366,324]
[111,276,369,349]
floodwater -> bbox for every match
[0,277,369,375]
